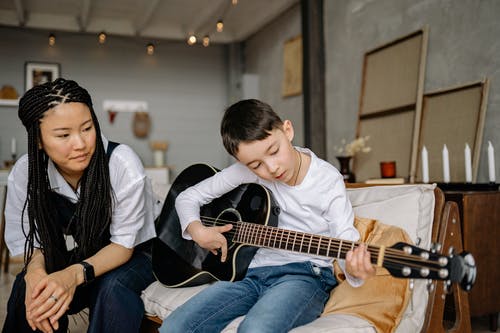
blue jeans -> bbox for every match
[2,251,154,333]
[160,261,337,333]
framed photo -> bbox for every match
[282,35,302,97]
[25,62,61,91]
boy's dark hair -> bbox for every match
[221,99,283,156]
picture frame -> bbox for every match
[354,27,428,182]
[282,35,302,97]
[25,62,61,91]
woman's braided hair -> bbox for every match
[18,78,113,273]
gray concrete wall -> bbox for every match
[244,3,304,146]
[0,26,229,176]
[325,0,500,183]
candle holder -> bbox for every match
[380,161,396,178]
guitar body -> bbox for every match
[152,164,280,287]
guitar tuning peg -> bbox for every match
[409,279,414,311]
[443,280,452,294]
[426,279,435,293]
[415,237,422,246]
[431,242,442,253]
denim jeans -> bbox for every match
[2,251,154,333]
[160,261,337,333]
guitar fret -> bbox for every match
[285,231,290,251]
[253,224,259,245]
[307,234,312,254]
[351,242,355,251]
[258,224,264,246]
[278,229,283,249]
[337,240,343,259]
[327,238,332,257]
[317,236,322,255]
[299,233,304,252]
[293,232,297,251]
[245,223,251,244]
[273,230,276,248]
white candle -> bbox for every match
[421,146,429,183]
[442,144,450,183]
[153,150,165,167]
[464,143,472,183]
[11,137,16,155]
[488,141,496,183]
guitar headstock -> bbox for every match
[384,242,476,291]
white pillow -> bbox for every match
[347,184,436,248]
[347,184,436,333]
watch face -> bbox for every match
[82,262,95,283]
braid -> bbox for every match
[19,78,113,273]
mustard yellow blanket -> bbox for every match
[322,216,412,333]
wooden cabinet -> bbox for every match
[444,191,500,324]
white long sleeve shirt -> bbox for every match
[5,137,158,257]
[175,147,361,284]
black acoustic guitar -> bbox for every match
[152,164,476,291]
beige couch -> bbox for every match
[140,184,471,333]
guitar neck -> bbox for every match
[228,220,384,266]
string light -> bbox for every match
[216,20,224,32]
[187,34,197,45]
[202,35,210,47]
[48,33,56,46]
[146,43,155,55]
[232,0,238,4]
[98,31,107,44]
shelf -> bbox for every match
[0,98,19,107]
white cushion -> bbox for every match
[142,184,437,333]
[347,184,436,333]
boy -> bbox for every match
[161,99,375,333]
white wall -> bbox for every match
[0,26,230,177]
[244,4,304,146]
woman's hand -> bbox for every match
[26,265,80,331]
[187,220,233,262]
[24,267,56,332]
[345,243,376,280]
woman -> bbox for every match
[2,78,158,333]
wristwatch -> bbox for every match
[79,261,95,285]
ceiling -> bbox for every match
[0,0,298,44]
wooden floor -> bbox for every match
[0,258,497,332]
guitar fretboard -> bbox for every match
[204,219,383,266]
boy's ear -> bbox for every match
[283,120,294,141]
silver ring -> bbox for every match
[49,295,58,303]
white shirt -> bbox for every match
[176,147,361,284]
[5,137,158,257]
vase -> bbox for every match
[336,156,356,183]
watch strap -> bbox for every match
[79,261,95,285]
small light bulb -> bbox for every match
[146,43,154,55]
[98,31,106,44]
[232,0,238,4]
[216,20,224,32]
[48,33,56,46]
[187,35,197,45]
[202,35,210,47]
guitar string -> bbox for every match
[202,219,444,275]
[199,216,444,272]
[200,215,430,261]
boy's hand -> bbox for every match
[345,243,376,280]
[187,220,233,262]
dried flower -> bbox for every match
[334,136,371,157]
